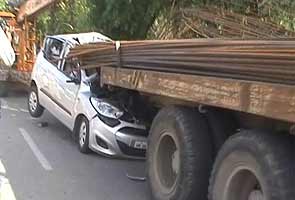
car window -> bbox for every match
[43,37,64,67]
[63,60,81,81]
[55,44,81,82]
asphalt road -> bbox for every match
[0,91,151,200]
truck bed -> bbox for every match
[101,67,295,123]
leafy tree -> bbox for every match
[89,0,172,40]
[3,0,295,40]
[37,0,95,37]
[0,0,8,10]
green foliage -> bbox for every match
[37,0,95,37]
[2,0,295,39]
[89,0,171,40]
[0,0,8,10]
[261,0,295,31]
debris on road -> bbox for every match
[126,173,146,182]
[38,122,49,128]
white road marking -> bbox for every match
[19,128,53,171]
[0,99,8,107]
[1,99,28,113]
[1,100,19,112]
[2,106,19,112]
[19,108,29,113]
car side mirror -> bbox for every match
[66,77,80,85]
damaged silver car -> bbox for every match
[28,33,148,159]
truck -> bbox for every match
[67,39,295,200]
[0,11,16,96]
[0,0,58,96]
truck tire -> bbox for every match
[0,82,8,97]
[28,86,44,118]
[208,130,295,200]
[205,108,237,155]
[147,106,213,200]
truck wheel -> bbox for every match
[148,106,213,200]
[209,130,294,200]
[78,116,91,154]
[0,82,8,97]
[28,86,44,118]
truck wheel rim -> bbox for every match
[225,168,264,200]
[155,132,180,194]
[79,122,87,147]
[29,91,38,112]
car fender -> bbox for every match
[71,88,97,131]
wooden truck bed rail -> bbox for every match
[101,67,295,123]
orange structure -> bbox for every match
[0,0,59,73]
[0,11,36,72]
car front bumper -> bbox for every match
[89,115,147,159]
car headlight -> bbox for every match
[90,98,124,119]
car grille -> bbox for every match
[118,127,148,137]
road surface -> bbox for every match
[0,91,151,200]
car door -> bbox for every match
[38,37,64,111]
[54,44,81,127]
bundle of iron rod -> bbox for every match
[149,6,295,39]
[182,7,295,38]
[68,39,295,85]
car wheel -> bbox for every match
[28,86,44,118]
[78,117,91,154]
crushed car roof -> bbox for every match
[49,32,112,46]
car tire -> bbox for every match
[78,116,91,154]
[208,130,295,200]
[147,106,213,200]
[28,86,44,118]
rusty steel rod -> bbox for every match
[67,39,295,85]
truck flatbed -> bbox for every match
[101,67,295,123]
